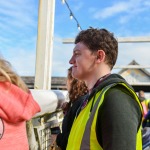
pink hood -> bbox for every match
[0,82,41,123]
[0,82,41,150]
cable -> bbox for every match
[61,0,82,30]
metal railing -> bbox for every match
[26,90,67,150]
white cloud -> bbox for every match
[0,0,38,76]
[92,0,149,22]
[52,35,74,77]
[112,42,150,73]
[117,42,150,65]
[94,2,128,19]
[0,0,37,30]
[118,15,132,24]
[0,47,36,76]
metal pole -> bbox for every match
[62,36,150,44]
[34,0,55,89]
[114,65,150,69]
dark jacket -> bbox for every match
[143,110,150,128]
[56,95,87,150]
[87,74,142,150]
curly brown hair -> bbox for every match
[67,67,88,102]
[63,67,88,112]
[75,28,118,70]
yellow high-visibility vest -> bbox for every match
[66,83,142,150]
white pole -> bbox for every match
[34,0,55,90]
[62,37,150,44]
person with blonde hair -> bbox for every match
[0,57,41,150]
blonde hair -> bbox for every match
[0,58,29,92]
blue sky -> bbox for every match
[0,0,150,77]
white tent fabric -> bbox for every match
[30,90,68,116]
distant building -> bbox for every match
[22,60,150,92]
[21,76,66,90]
[118,60,150,92]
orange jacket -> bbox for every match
[0,82,41,150]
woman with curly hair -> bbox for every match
[0,57,40,150]
[63,67,88,113]
[56,67,88,150]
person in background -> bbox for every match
[139,90,150,128]
[56,67,88,150]
[0,57,41,150]
[138,90,150,118]
[67,28,143,150]
[138,90,147,102]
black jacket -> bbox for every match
[56,95,87,150]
